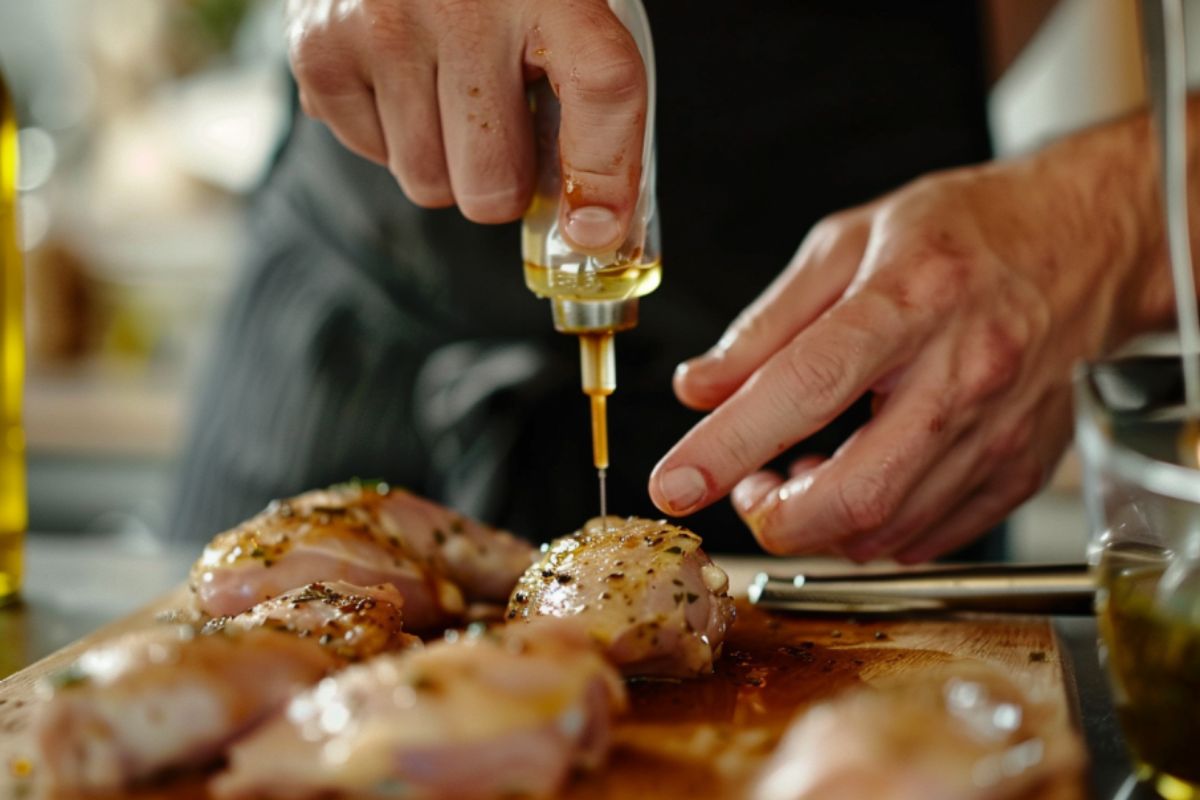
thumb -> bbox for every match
[531,2,647,252]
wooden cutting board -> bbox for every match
[0,587,1085,799]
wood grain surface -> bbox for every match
[0,588,1085,799]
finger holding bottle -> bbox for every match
[284,0,646,241]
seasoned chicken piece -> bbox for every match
[203,581,420,660]
[36,626,336,793]
[753,666,1085,800]
[507,516,736,677]
[213,619,626,800]
[190,482,535,629]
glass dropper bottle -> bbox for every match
[522,0,659,522]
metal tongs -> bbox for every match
[748,563,1095,615]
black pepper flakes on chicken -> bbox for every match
[507,517,736,677]
[190,483,536,630]
[202,581,421,661]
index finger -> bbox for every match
[649,289,921,517]
[529,1,647,252]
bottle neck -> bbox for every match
[550,298,639,334]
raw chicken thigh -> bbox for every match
[36,626,335,793]
[190,482,535,629]
[753,666,1085,800]
[212,620,626,800]
[507,517,736,677]
[203,581,420,660]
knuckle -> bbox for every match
[393,164,454,207]
[890,253,970,314]
[432,4,486,58]
[902,172,939,197]
[710,419,758,477]
[388,131,451,199]
[833,473,893,537]
[914,389,955,437]
[335,129,386,164]
[365,1,416,53]
[724,307,771,352]
[753,522,799,557]
[1028,288,1053,337]
[290,44,356,97]
[793,211,861,270]
[804,214,847,247]
[981,321,1024,368]
[456,156,534,222]
[982,417,1034,463]
[400,182,454,208]
[457,185,530,223]
[816,208,855,234]
[960,323,1024,404]
[402,185,454,209]
[566,38,646,103]
[433,0,482,26]
[754,494,815,557]
[779,345,846,414]
[286,5,359,97]
[808,207,866,245]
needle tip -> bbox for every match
[598,467,608,533]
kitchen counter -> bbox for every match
[0,531,194,676]
[0,535,1153,798]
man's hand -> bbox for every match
[284,0,646,250]
[650,114,1172,562]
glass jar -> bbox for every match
[1075,354,1200,799]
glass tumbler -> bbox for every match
[1075,355,1200,800]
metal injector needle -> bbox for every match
[581,332,614,532]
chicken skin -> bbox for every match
[36,626,336,793]
[190,482,535,629]
[507,517,736,677]
[753,666,1085,800]
[212,620,626,800]
[202,581,420,660]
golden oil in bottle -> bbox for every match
[0,70,26,606]
[1096,544,1200,799]
[522,258,661,304]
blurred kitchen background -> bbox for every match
[3,0,287,543]
[0,0,1190,562]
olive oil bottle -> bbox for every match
[0,68,26,606]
